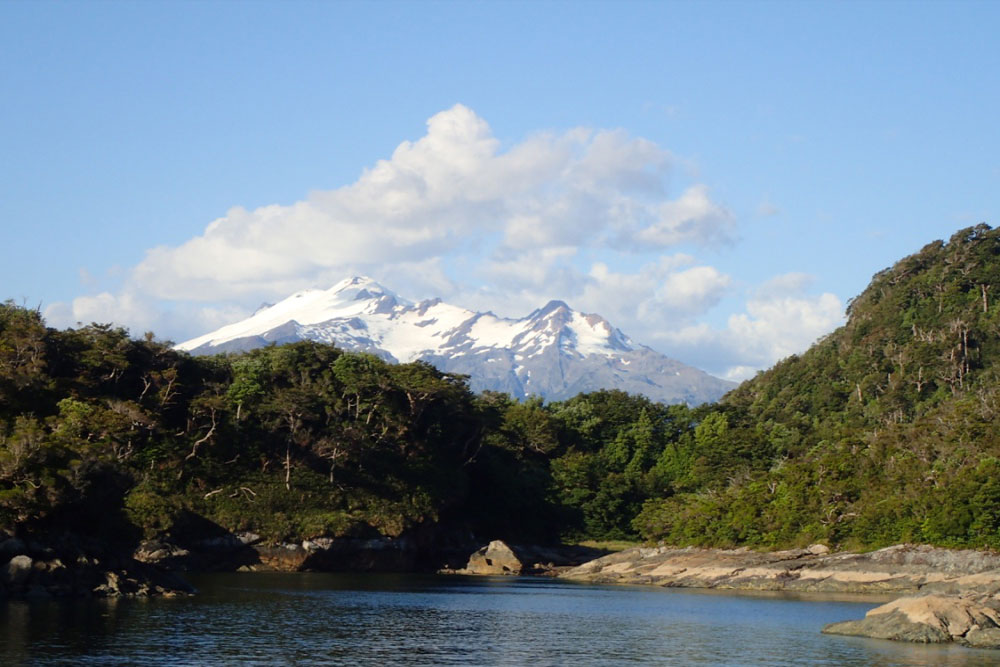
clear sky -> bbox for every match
[2,0,997,380]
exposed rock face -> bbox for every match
[0,535,193,599]
[255,537,423,572]
[462,541,524,575]
[135,532,265,572]
[823,594,1000,649]
[135,529,474,574]
[560,544,1000,595]
[439,541,610,576]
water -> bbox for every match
[2,573,998,666]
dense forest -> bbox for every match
[2,224,999,554]
[638,223,1000,550]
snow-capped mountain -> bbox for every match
[177,277,735,404]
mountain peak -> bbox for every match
[177,278,734,404]
[330,275,386,294]
[541,299,569,313]
[327,276,406,306]
[528,299,572,321]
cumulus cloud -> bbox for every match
[726,289,843,368]
[47,104,841,381]
[632,185,735,248]
[579,257,731,331]
[124,104,730,305]
[757,272,815,294]
[45,291,255,345]
[653,274,845,381]
[51,291,159,333]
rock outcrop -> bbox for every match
[461,541,524,575]
[823,593,1000,649]
[0,534,194,599]
[134,525,484,574]
[560,544,1000,595]
[562,543,1000,650]
[439,541,611,576]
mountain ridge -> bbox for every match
[177,276,734,404]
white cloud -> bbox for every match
[121,104,730,307]
[726,290,843,364]
[53,291,158,332]
[45,290,252,345]
[632,185,735,248]
[654,265,733,314]
[722,366,761,383]
[652,274,845,380]
[758,272,815,294]
[49,104,843,382]
[582,257,731,324]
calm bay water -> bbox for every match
[2,573,998,666]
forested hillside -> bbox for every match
[2,224,999,555]
[636,223,1000,549]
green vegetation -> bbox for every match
[636,223,1000,550]
[3,223,1000,554]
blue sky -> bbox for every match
[2,0,998,380]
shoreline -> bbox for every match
[558,542,1000,649]
[10,534,1000,649]
[558,543,1000,596]
[8,536,1000,610]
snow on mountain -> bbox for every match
[176,276,735,404]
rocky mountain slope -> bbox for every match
[177,277,733,404]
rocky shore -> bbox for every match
[0,533,194,600]
[0,518,612,600]
[560,543,1000,649]
[823,593,1000,649]
[134,533,606,577]
[438,539,607,576]
[134,532,456,573]
[12,528,1000,652]
[560,543,1000,595]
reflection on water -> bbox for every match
[2,573,998,666]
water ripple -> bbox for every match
[2,574,998,666]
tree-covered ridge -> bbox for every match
[636,224,1000,549]
[0,303,647,545]
[727,223,999,429]
[0,299,734,548]
[2,223,999,555]
[0,312,491,543]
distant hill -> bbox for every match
[725,222,1000,429]
[177,276,734,405]
[635,223,1000,549]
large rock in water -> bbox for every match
[823,594,1000,649]
[463,541,524,575]
[3,555,33,586]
